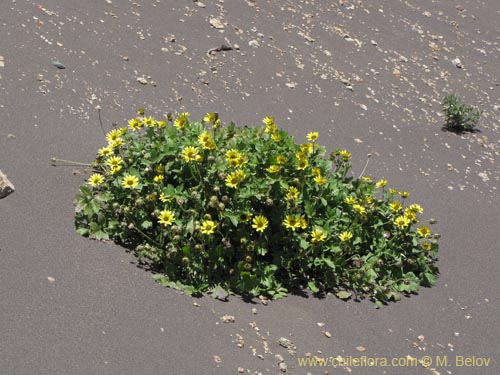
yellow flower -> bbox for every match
[225,169,246,188]
[225,149,246,167]
[110,166,122,175]
[295,151,308,161]
[121,174,139,189]
[266,165,280,173]
[88,174,104,187]
[106,129,122,143]
[286,186,300,201]
[394,216,411,228]
[296,159,309,170]
[283,215,299,230]
[399,191,410,198]
[353,204,366,214]
[404,212,418,223]
[158,210,175,226]
[155,165,164,173]
[143,116,156,127]
[271,133,282,142]
[198,132,216,150]
[310,228,326,243]
[421,242,432,251]
[362,176,372,182]
[338,231,353,242]
[157,120,167,128]
[240,212,252,223]
[174,113,190,129]
[276,155,287,164]
[300,143,314,154]
[262,116,277,133]
[119,127,128,135]
[299,217,307,229]
[181,146,201,162]
[375,179,388,188]
[109,138,124,148]
[406,204,424,214]
[307,132,319,142]
[107,156,123,168]
[252,215,269,232]
[389,188,398,195]
[314,175,327,186]
[362,195,373,205]
[128,117,143,131]
[98,147,113,157]
[201,220,218,235]
[203,112,217,124]
[389,201,403,212]
[153,175,164,183]
[344,196,356,205]
[311,167,321,177]
[417,226,431,238]
[339,150,351,162]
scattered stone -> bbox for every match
[323,331,332,338]
[237,367,244,373]
[137,77,148,85]
[52,60,66,69]
[213,355,222,363]
[221,314,235,323]
[278,337,296,355]
[452,57,462,68]
[248,39,260,48]
[417,335,425,342]
[423,11,432,17]
[209,17,225,29]
[47,276,56,283]
[196,2,206,8]
[279,362,288,372]
[123,56,129,61]
[252,308,258,314]
[393,69,401,78]
[370,40,378,46]
[356,346,366,352]
[0,55,4,67]
[0,170,15,199]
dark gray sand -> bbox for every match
[1,1,499,374]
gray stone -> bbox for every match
[0,170,15,199]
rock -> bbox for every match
[137,77,148,85]
[209,17,225,29]
[279,362,288,372]
[52,60,66,69]
[248,39,260,48]
[452,57,462,68]
[196,2,206,8]
[0,169,15,199]
[0,55,4,67]
[221,314,235,323]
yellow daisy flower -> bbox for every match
[306,132,319,142]
[353,204,366,214]
[107,156,123,168]
[266,165,280,173]
[252,215,269,232]
[375,179,388,188]
[276,155,287,164]
[225,169,246,188]
[394,216,411,228]
[153,175,164,183]
[296,159,309,170]
[88,174,104,187]
[110,166,122,175]
[174,113,190,129]
[310,228,326,243]
[300,143,314,154]
[158,210,175,226]
[159,192,174,203]
[344,196,356,205]
[128,117,143,131]
[406,204,424,214]
[339,150,352,162]
[201,220,218,235]
[362,176,372,182]
[389,201,403,212]
[143,116,156,127]
[314,175,327,186]
[286,186,300,201]
[399,191,410,198]
[338,231,353,242]
[157,120,167,128]
[98,147,113,157]
[109,138,124,148]
[203,112,217,124]
[106,129,122,143]
[422,242,432,251]
[417,226,431,238]
[271,133,282,142]
[121,174,139,189]
[181,146,201,162]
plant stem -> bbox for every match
[51,158,92,167]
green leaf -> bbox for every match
[141,220,153,229]
[308,281,320,294]
[209,285,229,301]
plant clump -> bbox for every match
[75,111,439,304]
[442,94,481,132]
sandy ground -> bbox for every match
[1,1,499,374]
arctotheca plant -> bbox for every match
[75,111,439,304]
[442,94,481,132]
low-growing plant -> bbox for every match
[442,94,481,132]
[75,111,439,304]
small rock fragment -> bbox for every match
[356,346,366,352]
[248,39,260,48]
[47,276,56,283]
[0,170,15,199]
[417,335,425,342]
[279,362,288,372]
[237,367,244,373]
[213,355,221,363]
[452,57,462,68]
[137,77,148,85]
[0,55,4,67]
[221,314,235,323]
[323,331,332,338]
[209,17,225,29]
[52,60,66,69]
